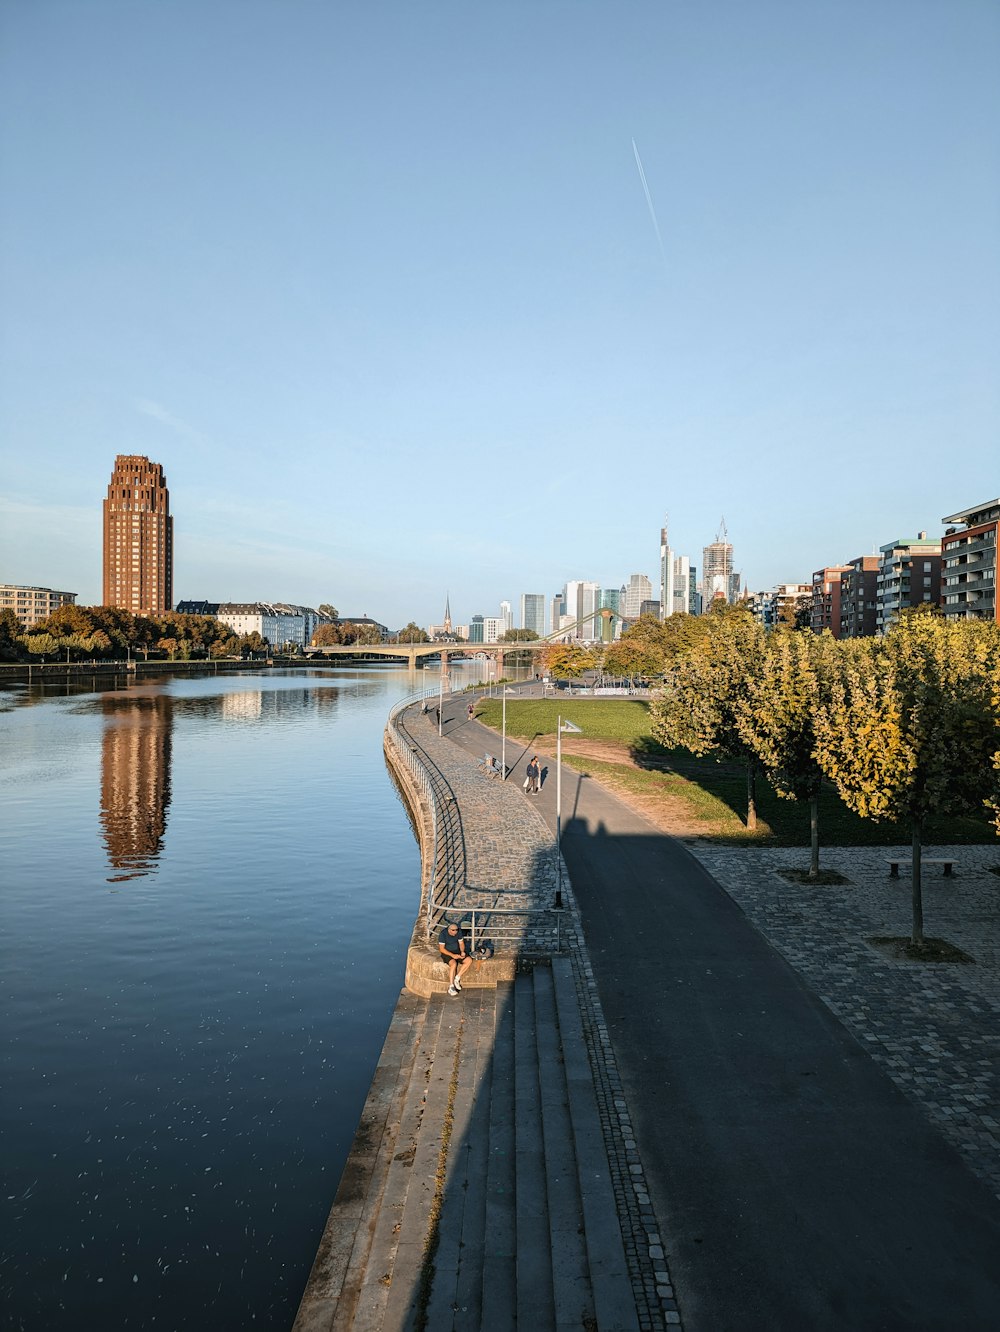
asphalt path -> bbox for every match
[441,688,1000,1331]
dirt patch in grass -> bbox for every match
[777,868,852,886]
[558,749,759,841]
[867,936,975,964]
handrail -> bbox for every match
[384,690,568,953]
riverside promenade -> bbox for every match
[296,687,1000,1331]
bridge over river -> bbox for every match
[311,641,547,671]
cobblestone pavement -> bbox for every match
[395,702,678,1331]
[688,843,1000,1200]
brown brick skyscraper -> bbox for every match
[103,455,173,614]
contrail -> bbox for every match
[632,137,667,269]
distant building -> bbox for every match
[499,600,513,635]
[703,520,740,605]
[468,615,484,644]
[639,599,661,619]
[941,498,1000,623]
[175,600,220,616]
[0,584,77,629]
[838,556,880,638]
[623,574,653,620]
[811,566,852,637]
[520,593,545,637]
[749,584,811,629]
[549,592,565,639]
[876,533,941,633]
[103,454,173,615]
[482,616,503,644]
[215,603,331,649]
[563,580,601,639]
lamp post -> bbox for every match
[438,671,444,737]
[555,716,582,908]
[501,686,516,781]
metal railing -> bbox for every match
[385,690,567,954]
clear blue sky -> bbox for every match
[2,0,997,628]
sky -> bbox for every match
[1,0,998,630]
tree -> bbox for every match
[317,603,338,619]
[397,622,430,643]
[603,635,663,684]
[815,617,1000,944]
[541,642,596,679]
[739,629,835,875]
[500,628,539,642]
[0,608,25,662]
[312,623,342,647]
[650,608,767,829]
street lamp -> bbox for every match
[438,670,444,737]
[555,716,582,908]
[501,686,516,781]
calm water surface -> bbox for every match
[0,666,442,1330]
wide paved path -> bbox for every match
[443,689,1000,1331]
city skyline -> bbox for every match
[2,4,997,626]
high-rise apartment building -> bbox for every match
[810,565,852,637]
[499,601,513,635]
[0,584,77,629]
[875,532,941,633]
[838,555,880,638]
[941,499,1000,623]
[103,455,173,614]
[520,593,545,637]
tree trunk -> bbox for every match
[746,759,758,831]
[910,819,924,946]
[809,794,820,878]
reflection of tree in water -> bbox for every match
[100,696,173,882]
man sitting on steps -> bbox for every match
[438,921,473,996]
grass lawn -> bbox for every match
[474,697,997,847]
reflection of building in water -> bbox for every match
[222,690,263,722]
[100,697,173,882]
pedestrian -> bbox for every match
[438,921,473,996]
[527,755,540,794]
[467,702,474,721]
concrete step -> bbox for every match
[423,987,495,1329]
[551,958,640,1332]
[481,982,517,1332]
[349,997,451,1332]
[514,972,555,1331]
[532,965,593,1331]
[293,991,427,1332]
[380,994,464,1332]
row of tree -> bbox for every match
[0,604,265,662]
[648,609,1000,944]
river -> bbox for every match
[0,664,464,1330]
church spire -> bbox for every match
[443,592,452,634]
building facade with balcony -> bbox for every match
[838,556,880,638]
[810,565,852,637]
[940,499,999,623]
[875,534,941,633]
[0,584,77,628]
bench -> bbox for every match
[887,858,956,878]
[477,753,505,780]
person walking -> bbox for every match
[526,755,540,794]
